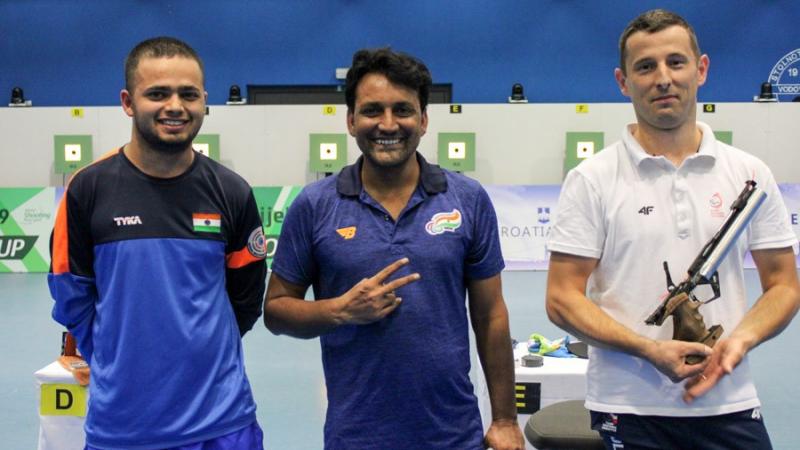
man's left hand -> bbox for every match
[683,337,748,403]
[484,419,524,450]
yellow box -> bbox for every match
[40,383,87,416]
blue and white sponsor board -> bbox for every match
[484,185,561,271]
[2,184,797,273]
[486,184,800,271]
[777,183,800,267]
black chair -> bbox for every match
[524,400,605,449]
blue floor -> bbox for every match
[1,271,797,449]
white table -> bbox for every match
[477,343,588,450]
[34,361,87,450]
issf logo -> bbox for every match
[425,209,462,235]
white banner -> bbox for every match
[778,183,800,267]
[485,185,561,271]
[487,184,800,271]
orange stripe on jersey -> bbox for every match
[53,148,122,274]
[52,195,70,274]
[226,246,261,269]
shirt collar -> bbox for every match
[623,121,719,167]
[336,152,448,196]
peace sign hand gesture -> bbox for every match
[335,257,420,325]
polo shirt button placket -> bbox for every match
[674,172,691,238]
[384,214,397,240]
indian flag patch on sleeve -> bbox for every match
[192,213,221,233]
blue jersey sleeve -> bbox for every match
[225,189,267,336]
[48,186,98,360]
[465,185,505,280]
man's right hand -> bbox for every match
[642,339,713,382]
[334,257,420,325]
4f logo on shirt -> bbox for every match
[638,206,654,215]
[113,216,142,226]
[336,226,356,240]
[425,209,462,235]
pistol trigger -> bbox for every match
[709,272,721,302]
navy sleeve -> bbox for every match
[465,185,505,279]
[225,189,267,336]
[48,185,98,360]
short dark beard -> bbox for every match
[361,146,415,169]
[135,120,196,155]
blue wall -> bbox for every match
[2,0,798,106]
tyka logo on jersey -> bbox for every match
[113,216,143,226]
[638,206,655,215]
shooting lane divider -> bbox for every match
[515,382,541,414]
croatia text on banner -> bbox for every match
[252,186,303,269]
[487,184,800,271]
[0,188,56,273]
[484,185,561,271]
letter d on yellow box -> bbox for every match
[41,383,87,416]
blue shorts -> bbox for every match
[590,408,771,450]
[85,421,264,450]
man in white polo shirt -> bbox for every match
[545,9,799,449]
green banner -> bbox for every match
[0,188,55,273]
[252,186,303,268]
[0,186,303,273]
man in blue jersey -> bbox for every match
[49,37,266,449]
[265,48,524,450]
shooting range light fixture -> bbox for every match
[9,86,32,107]
[508,83,527,103]
[226,84,246,105]
[754,81,777,102]
[335,67,349,81]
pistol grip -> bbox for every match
[671,296,714,342]
[664,294,724,365]
[684,325,724,365]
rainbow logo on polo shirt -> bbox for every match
[425,209,462,235]
[193,213,221,233]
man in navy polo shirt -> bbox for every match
[265,48,523,450]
